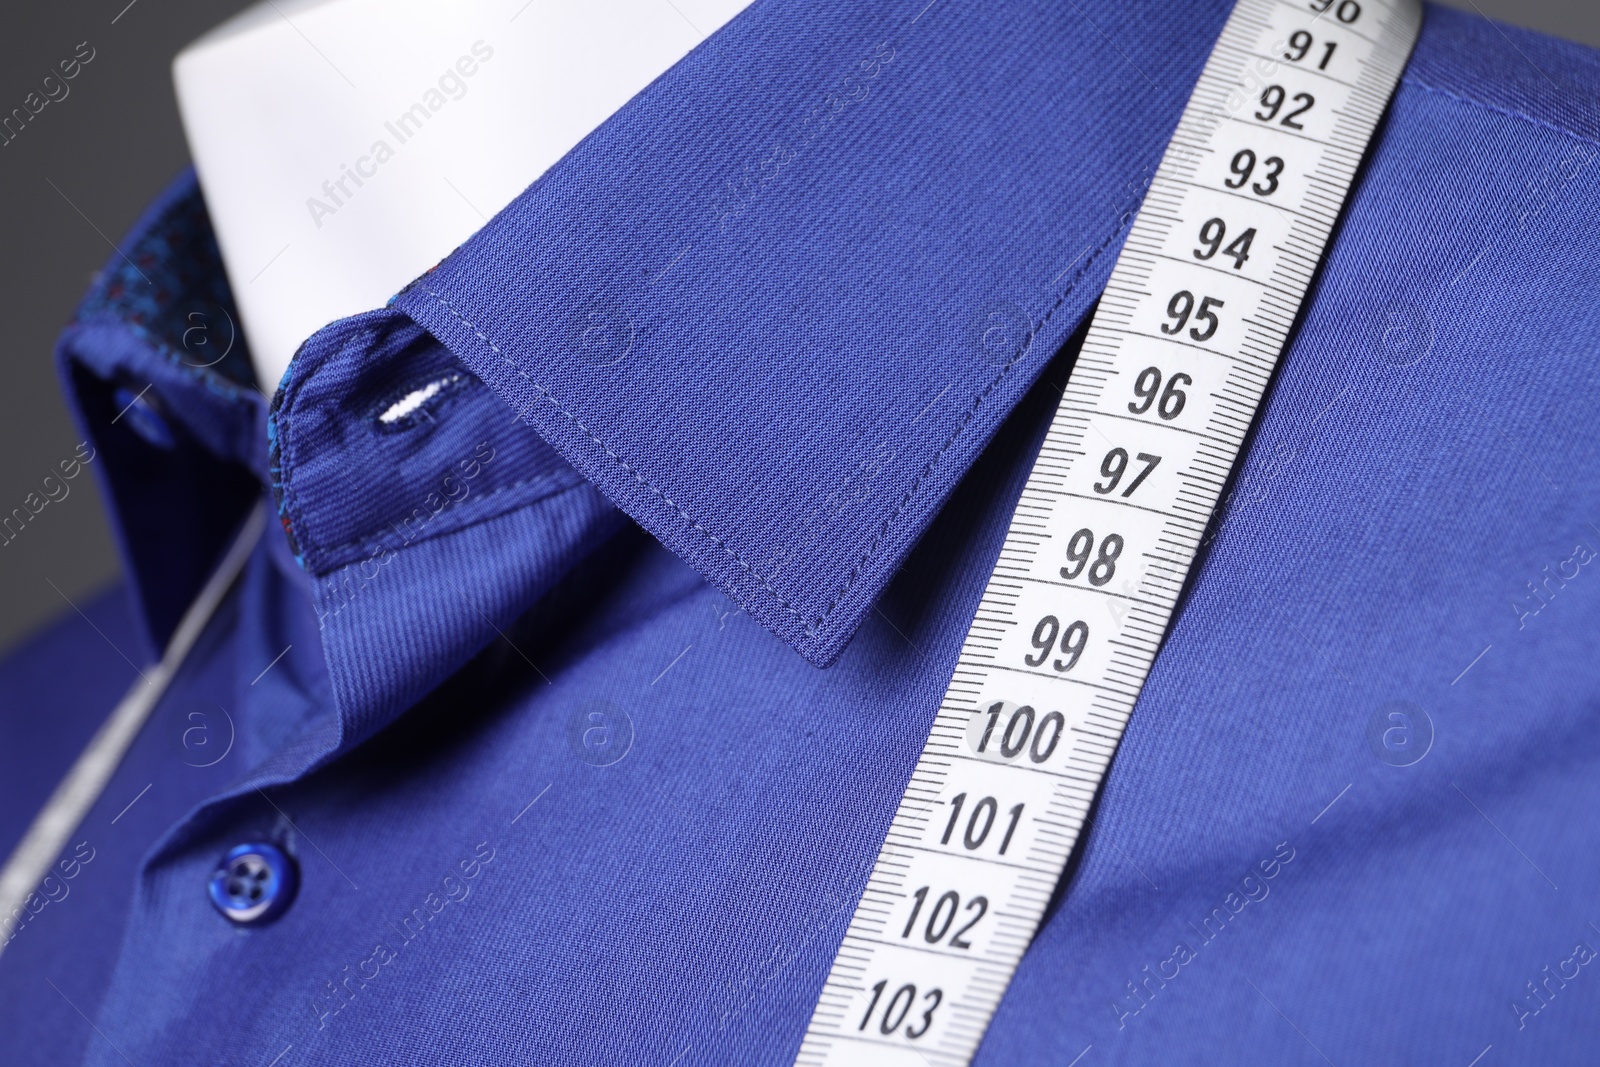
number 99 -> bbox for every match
[1025,615,1088,673]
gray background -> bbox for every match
[0,0,1595,654]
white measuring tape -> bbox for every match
[796,1,1420,1062]
[0,501,265,961]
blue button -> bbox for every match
[111,384,177,450]
[208,843,298,926]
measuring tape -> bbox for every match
[795,1,1420,1062]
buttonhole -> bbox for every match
[376,372,465,428]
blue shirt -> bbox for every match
[6,2,1600,1063]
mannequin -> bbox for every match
[174,0,753,390]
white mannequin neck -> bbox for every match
[174,0,753,390]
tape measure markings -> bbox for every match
[796,6,1420,1062]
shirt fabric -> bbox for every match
[5,1,1600,1063]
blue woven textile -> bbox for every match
[5,3,1600,1064]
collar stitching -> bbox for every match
[810,213,1134,636]
[71,314,260,409]
[308,466,587,563]
[268,318,352,568]
[414,284,816,629]
[418,196,1130,645]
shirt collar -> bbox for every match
[55,171,267,659]
[387,0,1230,665]
[62,0,1231,740]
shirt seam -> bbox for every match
[1401,73,1600,153]
[314,470,591,567]
[70,315,258,406]
[320,473,598,573]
